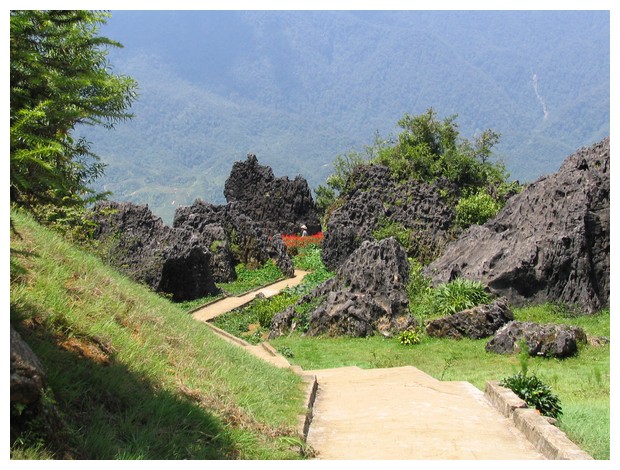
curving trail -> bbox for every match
[188,273,566,460]
[190,270,310,323]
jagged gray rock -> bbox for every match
[173,199,294,278]
[91,201,220,301]
[425,138,610,313]
[269,237,416,338]
[224,153,321,236]
[322,164,455,271]
[485,321,587,358]
[10,326,46,406]
[426,298,513,339]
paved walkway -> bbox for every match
[190,270,310,322]
[189,273,547,460]
[304,366,544,460]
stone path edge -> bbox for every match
[485,381,593,460]
[205,322,318,442]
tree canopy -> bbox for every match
[316,109,521,229]
[10,10,138,216]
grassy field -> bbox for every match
[9,210,308,460]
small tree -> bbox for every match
[10,10,137,220]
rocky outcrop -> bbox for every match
[173,199,294,278]
[269,237,416,338]
[426,298,513,339]
[224,153,321,236]
[90,201,220,301]
[322,164,455,271]
[425,138,610,313]
[485,321,587,358]
[11,326,46,406]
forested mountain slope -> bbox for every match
[82,10,609,223]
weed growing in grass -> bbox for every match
[501,372,563,419]
[397,327,424,346]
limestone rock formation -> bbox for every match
[269,237,416,338]
[91,201,220,301]
[425,138,610,313]
[321,164,455,271]
[173,199,294,278]
[425,298,513,339]
[485,321,587,358]
[224,153,321,236]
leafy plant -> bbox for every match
[500,372,563,419]
[398,327,424,346]
[277,346,295,359]
[10,11,137,216]
[431,278,492,316]
[455,188,502,228]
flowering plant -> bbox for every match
[282,232,324,256]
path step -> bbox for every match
[304,365,546,460]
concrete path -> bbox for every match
[304,366,545,460]
[190,270,310,322]
[189,273,549,460]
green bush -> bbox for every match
[455,189,502,229]
[431,278,492,316]
[398,327,424,346]
[500,372,563,419]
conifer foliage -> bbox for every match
[10,10,137,214]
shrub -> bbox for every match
[455,189,502,229]
[431,277,492,316]
[500,372,563,419]
[398,327,424,346]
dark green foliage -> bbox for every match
[500,372,563,419]
[10,10,137,223]
[219,260,283,296]
[373,109,508,197]
[431,278,492,316]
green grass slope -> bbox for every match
[9,210,307,460]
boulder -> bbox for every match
[426,298,513,339]
[485,321,587,358]
[224,153,321,236]
[269,237,416,338]
[425,138,610,313]
[10,326,46,406]
[90,201,219,301]
[322,164,455,270]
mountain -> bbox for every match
[81,10,610,223]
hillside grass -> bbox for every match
[9,210,308,460]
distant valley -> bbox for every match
[81,10,610,223]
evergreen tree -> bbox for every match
[10,10,137,215]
